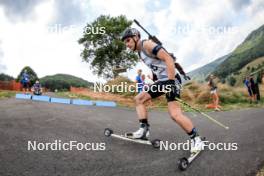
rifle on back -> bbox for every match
[133,19,190,82]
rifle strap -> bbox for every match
[141,40,158,59]
[138,39,187,76]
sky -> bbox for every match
[0,0,264,83]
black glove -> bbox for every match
[162,79,175,85]
[162,79,180,101]
[183,75,191,80]
[162,79,177,93]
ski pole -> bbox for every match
[180,103,197,117]
[175,97,229,130]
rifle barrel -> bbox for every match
[133,19,152,37]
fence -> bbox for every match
[0,80,21,91]
[70,86,90,93]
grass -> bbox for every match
[181,81,264,111]
[55,91,92,100]
[2,77,260,112]
[257,166,264,176]
[55,80,264,112]
[0,90,16,99]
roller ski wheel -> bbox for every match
[151,139,161,149]
[104,128,113,137]
[178,157,189,171]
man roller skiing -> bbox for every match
[121,28,204,153]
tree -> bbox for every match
[234,71,239,75]
[16,66,38,86]
[78,15,138,78]
[0,73,14,81]
[42,79,70,92]
[40,74,93,91]
[228,76,236,86]
[220,78,226,84]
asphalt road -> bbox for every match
[0,98,263,176]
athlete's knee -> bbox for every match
[134,94,144,105]
[135,93,151,105]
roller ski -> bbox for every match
[178,136,206,171]
[104,123,161,148]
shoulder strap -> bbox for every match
[140,40,160,60]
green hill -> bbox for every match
[40,74,93,91]
[213,24,264,79]
[188,24,264,84]
[231,56,264,86]
[188,55,229,82]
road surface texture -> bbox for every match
[0,98,263,176]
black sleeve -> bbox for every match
[151,45,163,56]
[174,62,186,75]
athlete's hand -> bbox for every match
[183,75,191,80]
[163,79,175,85]
[163,79,176,93]
[163,79,180,101]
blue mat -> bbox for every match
[32,95,50,102]
[15,94,32,100]
[95,101,117,107]
[50,97,71,104]
[15,93,117,108]
[72,99,94,106]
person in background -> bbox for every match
[141,74,146,85]
[142,74,155,107]
[31,80,42,95]
[208,74,221,111]
[135,69,144,93]
[145,75,154,85]
[244,76,254,103]
[249,75,257,103]
[21,70,30,94]
[255,73,262,101]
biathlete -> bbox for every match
[121,28,204,153]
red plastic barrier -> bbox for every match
[70,86,89,93]
[0,80,22,91]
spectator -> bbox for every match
[145,75,154,85]
[249,76,257,103]
[244,76,254,103]
[21,70,30,94]
[141,74,146,83]
[31,80,42,95]
[208,74,221,111]
[142,74,154,107]
[142,74,155,91]
[135,69,143,93]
